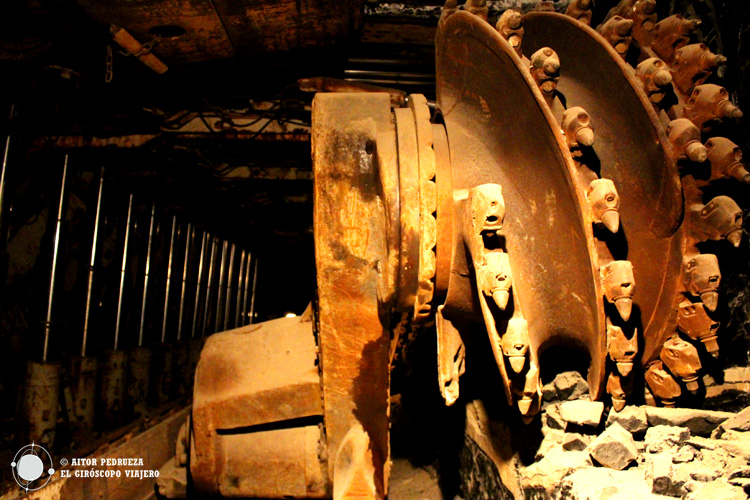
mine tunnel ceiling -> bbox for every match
[0,0,442,246]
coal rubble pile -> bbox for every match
[521,371,750,500]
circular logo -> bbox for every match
[10,442,55,492]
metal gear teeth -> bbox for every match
[409,95,438,322]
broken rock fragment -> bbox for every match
[588,422,638,470]
[560,400,604,427]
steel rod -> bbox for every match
[43,155,69,362]
[161,216,178,343]
[114,193,134,351]
[191,231,207,338]
[249,258,258,325]
[223,243,236,331]
[234,249,246,328]
[214,240,228,333]
[201,237,217,337]
[138,203,156,347]
[0,135,10,238]
[81,168,105,357]
[177,223,193,340]
[241,252,252,325]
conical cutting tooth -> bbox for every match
[671,43,727,95]
[565,0,593,26]
[496,10,524,57]
[635,58,674,105]
[502,317,529,373]
[676,299,720,357]
[463,0,487,21]
[607,371,633,412]
[601,261,635,321]
[597,16,633,58]
[439,0,459,29]
[607,317,638,377]
[481,252,512,310]
[587,179,620,233]
[630,0,657,47]
[645,361,682,407]
[516,362,541,422]
[666,119,707,163]
[706,137,750,183]
[562,107,595,150]
[660,335,702,393]
[688,195,743,247]
[683,84,743,133]
[466,186,512,307]
[603,0,657,48]
[682,254,721,312]
[530,47,560,107]
[651,14,701,64]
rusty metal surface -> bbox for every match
[436,11,606,400]
[312,93,393,499]
[523,12,685,367]
[191,315,325,496]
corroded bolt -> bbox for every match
[607,318,638,377]
[652,14,700,63]
[601,261,635,321]
[565,0,593,26]
[660,335,702,392]
[530,47,560,97]
[666,118,706,163]
[683,84,743,133]
[689,195,743,247]
[706,137,750,183]
[635,58,674,104]
[598,16,633,57]
[682,254,721,311]
[496,10,524,57]
[676,300,720,357]
[501,317,529,373]
[672,44,727,95]
[587,179,620,233]
[645,361,682,406]
[607,371,632,412]
[562,107,595,149]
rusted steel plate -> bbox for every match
[523,12,684,364]
[191,315,323,494]
[436,11,606,397]
[312,93,393,499]
[211,0,363,56]
[76,0,235,64]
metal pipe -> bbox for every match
[161,215,178,343]
[223,243,236,331]
[177,223,193,340]
[138,203,156,347]
[241,252,252,325]
[249,258,258,325]
[114,193,134,351]
[214,240,228,333]
[234,249,246,328]
[201,237,217,336]
[191,231,208,338]
[43,155,69,362]
[81,168,105,357]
